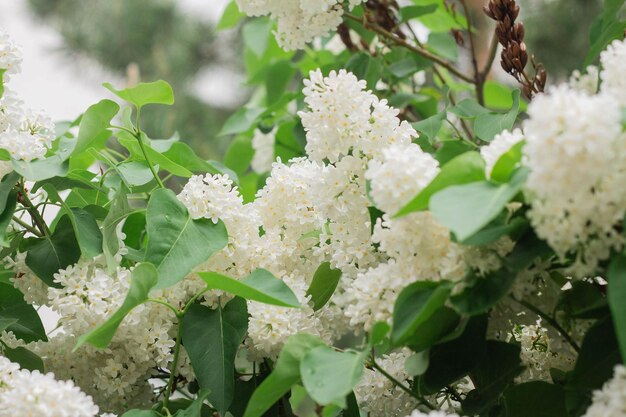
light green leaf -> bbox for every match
[216,0,245,31]
[198,269,300,308]
[300,347,365,408]
[73,99,119,155]
[75,263,158,350]
[145,189,228,289]
[395,151,485,217]
[243,334,326,417]
[182,299,248,416]
[104,80,174,109]
[102,187,134,271]
[12,137,75,181]
[243,18,272,58]
[430,167,528,241]
[219,107,266,136]
[173,390,212,417]
[404,351,430,376]
[69,207,103,258]
[411,111,446,141]
[489,140,525,182]
[116,161,157,187]
[306,262,342,311]
[449,98,489,118]
[117,133,193,178]
[474,90,521,142]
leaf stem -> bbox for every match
[134,131,165,188]
[162,316,184,413]
[508,296,581,353]
[16,184,50,238]
[12,216,42,237]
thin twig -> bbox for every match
[370,359,436,410]
[344,12,474,84]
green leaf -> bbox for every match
[69,208,103,258]
[243,18,272,58]
[400,4,438,21]
[243,334,326,417]
[198,269,300,308]
[0,317,18,333]
[0,191,17,247]
[0,283,47,343]
[117,133,193,178]
[182,299,248,416]
[104,80,174,109]
[289,385,317,417]
[462,341,522,415]
[75,263,158,349]
[450,269,515,316]
[116,161,157,187]
[474,90,521,142]
[0,69,5,98]
[121,411,160,417]
[306,262,342,311]
[219,107,266,136]
[405,307,461,352]
[404,351,430,376]
[145,189,228,289]
[216,0,245,31]
[1,345,44,372]
[266,60,295,105]
[504,382,567,417]
[449,98,489,118]
[411,111,446,141]
[25,215,81,287]
[430,167,528,241]
[172,390,212,417]
[489,140,525,182]
[102,187,134,270]
[395,151,485,217]
[73,99,119,155]
[300,347,365,408]
[392,281,451,345]
[0,172,20,214]
[608,253,626,361]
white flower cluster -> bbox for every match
[583,365,626,417]
[0,29,54,168]
[600,39,626,106]
[235,0,364,50]
[511,321,574,383]
[523,83,626,275]
[0,356,100,417]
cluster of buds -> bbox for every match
[484,0,546,98]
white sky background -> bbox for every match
[0,0,239,123]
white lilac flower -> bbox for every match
[600,38,626,107]
[235,0,364,50]
[523,84,626,276]
[568,66,599,94]
[0,357,99,417]
[299,69,416,163]
[480,129,524,178]
[251,128,276,173]
[366,142,440,214]
[583,365,626,417]
[405,411,461,417]
[0,29,22,80]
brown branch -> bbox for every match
[344,12,475,84]
[459,0,483,103]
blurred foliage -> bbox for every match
[27,0,236,158]
[520,0,603,78]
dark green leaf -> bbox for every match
[26,215,81,287]
[392,281,451,345]
[145,189,228,289]
[306,262,342,311]
[504,382,567,417]
[0,172,19,214]
[2,345,44,372]
[75,263,158,349]
[69,208,103,258]
[0,283,47,343]
[608,253,626,361]
[183,299,248,416]
[0,191,17,247]
[198,269,300,308]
